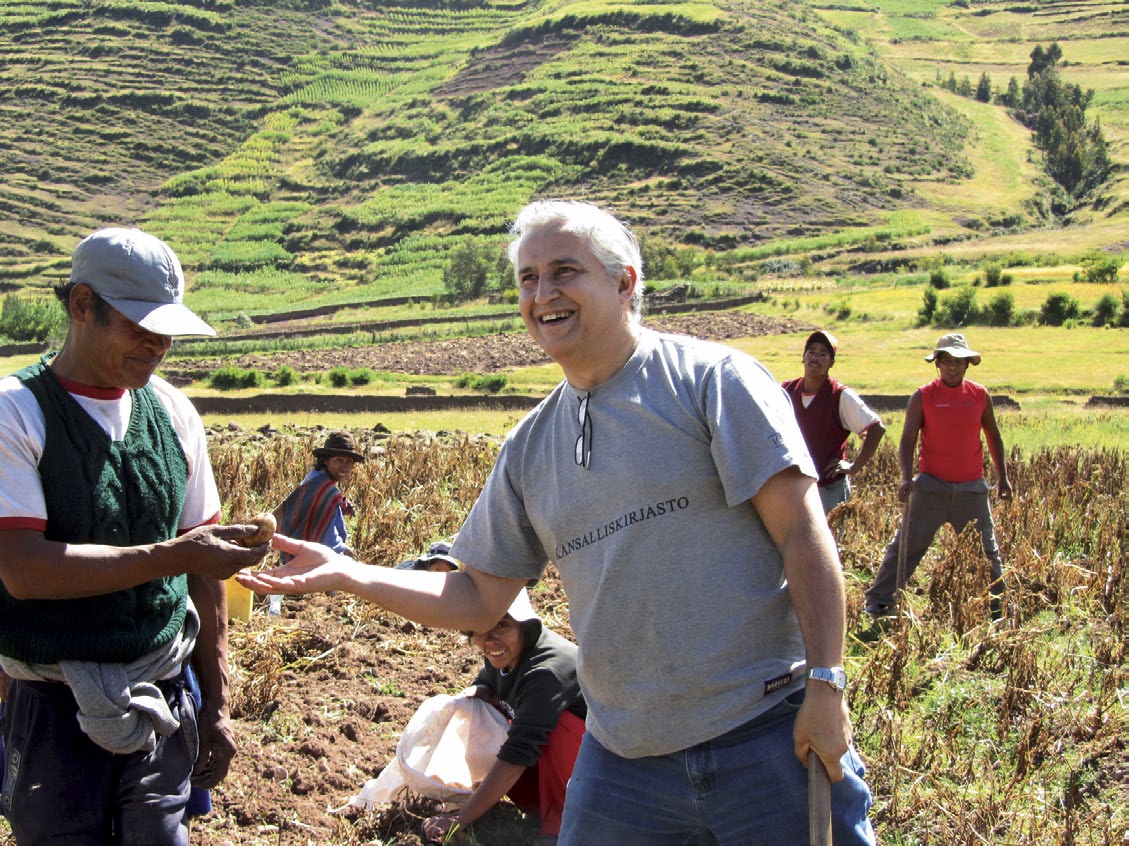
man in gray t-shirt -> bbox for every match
[242,201,876,845]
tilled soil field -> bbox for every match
[172,312,807,377]
[201,579,571,846]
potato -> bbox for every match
[240,512,276,547]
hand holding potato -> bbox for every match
[239,512,276,547]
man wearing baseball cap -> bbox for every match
[781,330,886,514]
[0,228,267,843]
[864,333,1014,621]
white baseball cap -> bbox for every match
[70,227,215,337]
[504,588,539,623]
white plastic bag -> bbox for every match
[335,692,509,811]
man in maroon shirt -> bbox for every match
[781,330,886,514]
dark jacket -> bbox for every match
[473,620,586,768]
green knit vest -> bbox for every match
[0,361,189,664]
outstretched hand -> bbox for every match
[234,533,354,596]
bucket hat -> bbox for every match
[395,540,461,572]
[312,431,366,462]
[70,227,215,337]
[925,333,981,365]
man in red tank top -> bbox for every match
[864,333,1013,621]
[781,330,886,514]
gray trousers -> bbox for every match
[819,476,851,514]
[865,473,1004,611]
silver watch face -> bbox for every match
[809,667,847,691]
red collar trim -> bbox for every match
[52,372,127,400]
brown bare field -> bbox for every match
[161,428,1123,846]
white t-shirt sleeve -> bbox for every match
[0,376,49,525]
[838,387,881,436]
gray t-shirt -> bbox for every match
[451,328,817,758]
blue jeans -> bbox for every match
[2,673,196,846]
[560,691,875,846]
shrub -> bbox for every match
[1090,294,1119,327]
[208,366,262,390]
[1078,251,1123,284]
[327,366,350,388]
[982,262,1012,288]
[349,367,375,386]
[275,365,297,387]
[984,291,1015,327]
[934,286,979,327]
[929,267,950,289]
[473,374,507,394]
[0,295,66,342]
[1113,374,1128,394]
[455,373,508,393]
[917,285,938,326]
[1039,292,1080,326]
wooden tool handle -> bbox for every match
[808,750,832,846]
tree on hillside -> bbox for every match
[975,72,992,103]
[443,239,489,301]
[1017,42,1110,198]
[999,76,1021,109]
[1027,42,1062,77]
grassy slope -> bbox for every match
[0,0,1124,411]
[813,0,1129,265]
[8,0,1119,319]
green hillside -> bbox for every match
[814,0,1129,264]
[0,0,1125,326]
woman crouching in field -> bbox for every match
[418,585,586,845]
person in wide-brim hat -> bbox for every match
[924,332,981,366]
[312,431,366,463]
[395,540,461,573]
[864,331,1012,623]
[273,432,365,566]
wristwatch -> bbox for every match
[807,666,848,692]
